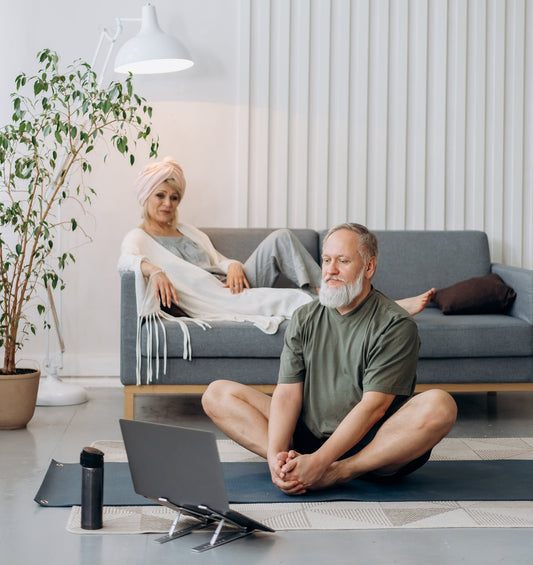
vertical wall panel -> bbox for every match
[445,0,467,229]
[503,0,525,266]
[287,0,311,228]
[387,0,409,229]
[423,0,448,229]
[366,0,390,229]
[327,0,351,227]
[267,0,291,227]
[347,0,370,225]
[236,0,251,226]
[247,0,271,226]
[405,0,428,229]
[484,0,506,263]
[307,0,331,228]
[465,0,487,230]
[524,1,533,268]
[239,0,533,268]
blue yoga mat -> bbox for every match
[34,459,533,507]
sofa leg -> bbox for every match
[124,387,135,420]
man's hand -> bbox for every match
[267,451,307,495]
[280,451,328,489]
[280,451,345,491]
[224,262,250,294]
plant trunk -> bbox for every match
[3,330,17,375]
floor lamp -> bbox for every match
[37,3,193,406]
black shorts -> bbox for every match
[292,418,431,483]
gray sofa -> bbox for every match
[120,228,533,419]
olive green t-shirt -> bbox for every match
[278,288,420,439]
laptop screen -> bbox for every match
[120,419,229,512]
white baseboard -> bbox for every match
[61,377,122,388]
[38,376,122,388]
[33,354,121,379]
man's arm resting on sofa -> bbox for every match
[491,263,533,325]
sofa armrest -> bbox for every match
[491,263,533,325]
[120,271,138,385]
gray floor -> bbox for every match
[2,385,533,565]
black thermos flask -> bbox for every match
[80,447,104,530]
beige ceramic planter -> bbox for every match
[0,369,40,430]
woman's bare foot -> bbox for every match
[396,288,436,316]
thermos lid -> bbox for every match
[80,447,104,468]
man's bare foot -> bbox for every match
[396,288,436,316]
[306,461,345,491]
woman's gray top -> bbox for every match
[153,235,226,279]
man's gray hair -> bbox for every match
[324,223,379,264]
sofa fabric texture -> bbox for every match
[120,229,533,388]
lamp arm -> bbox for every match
[91,17,142,89]
[91,19,123,89]
[45,16,138,200]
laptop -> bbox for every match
[119,419,274,551]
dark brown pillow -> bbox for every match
[431,273,516,315]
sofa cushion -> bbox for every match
[369,230,492,303]
[432,273,517,315]
[141,308,533,360]
[415,309,533,358]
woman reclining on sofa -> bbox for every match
[118,157,434,333]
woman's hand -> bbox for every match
[141,261,179,308]
[224,262,250,294]
[151,270,178,308]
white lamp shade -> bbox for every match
[114,4,194,74]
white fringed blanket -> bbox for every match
[118,224,313,383]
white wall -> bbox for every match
[0,0,531,377]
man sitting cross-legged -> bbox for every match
[202,223,457,494]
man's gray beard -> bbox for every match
[319,270,365,309]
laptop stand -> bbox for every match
[155,497,254,552]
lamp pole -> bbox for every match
[37,18,129,407]
[37,3,193,406]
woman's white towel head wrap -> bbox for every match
[135,156,186,205]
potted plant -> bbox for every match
[0,49,158,429]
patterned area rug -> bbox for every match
[66,438,533,533]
